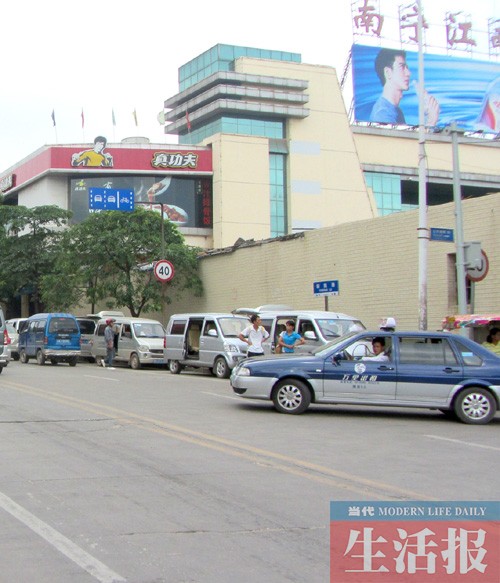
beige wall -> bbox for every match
[353,128,500,179]
[219,58,377,236]
[164,193,500,332]
[204,134,271,249]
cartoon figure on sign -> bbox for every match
[71,136,113,167]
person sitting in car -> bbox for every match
[362,336,390,362]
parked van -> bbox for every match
[5,317,28,361]
[18,313,81,366]
[91,316,165,369]
[164,313,250,378]
[76,317,98,361]
[232,306,366,354]
[0,308,10,372]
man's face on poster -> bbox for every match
[386,56,410,91]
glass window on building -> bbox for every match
[365,172,403,216]
[270,154,286,237]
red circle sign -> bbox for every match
[154,260,175,282]
[466,251,489,283]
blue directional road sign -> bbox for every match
[313,280,339,297]
[430,228,454,242]
[89,188,135,212]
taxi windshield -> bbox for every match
[311,332,358,356]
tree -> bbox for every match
[41,208,203,316]
[0,205,72,312]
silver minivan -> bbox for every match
[91,317,165,369]
[164,313,250,378]
[232,306,366,354]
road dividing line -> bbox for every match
[0,491,126,583]
[425,434,500,451]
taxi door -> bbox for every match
[322,337,397,401]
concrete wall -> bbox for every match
[18,175,68,209]
[164,193,500,332]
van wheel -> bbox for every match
[69,357,77,367]
[168,360,183,374]
[20,349,29,364]
[50,359,58,365]
[213,357,230,379]
[129,353,141,370]
[36,350,45,366]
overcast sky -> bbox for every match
[0,0,497,171]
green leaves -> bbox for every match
[38,207,202,316]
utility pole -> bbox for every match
[448,122,468,321]
[417,0,428,330]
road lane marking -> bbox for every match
[201,391,240,400]
[84,375,120,381]
[2,379,434,501]
[0,491,125,583]
[425,434,500,451]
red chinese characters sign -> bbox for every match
[330,501,499,582]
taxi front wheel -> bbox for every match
[273,379,311,414]
[454,388,497,425]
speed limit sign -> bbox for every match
[153,259,175,282]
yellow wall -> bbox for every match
[164,193,500,332]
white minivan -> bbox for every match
[164,313,250,378]
[232,306,366,354]
[91,316,165,369]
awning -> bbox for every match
[442,314,500,329]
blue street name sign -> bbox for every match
[430,228,454,242]
[313,280,339,297]
[89,188,135,212]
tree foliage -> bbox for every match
[0,205,72,311]
[40,208,203,316]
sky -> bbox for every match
[0,0,498,172]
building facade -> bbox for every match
[1,44,499,325]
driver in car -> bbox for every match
[361,337,390,362]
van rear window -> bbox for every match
[77,320,96,334]
[170,320,187,335]
[48,317,78,334]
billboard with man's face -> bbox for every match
[352,43,500,132]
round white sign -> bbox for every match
[153,259,175,282]
[466,251,489,282]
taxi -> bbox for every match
[230,331,500,424]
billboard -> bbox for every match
[352,44,500,132]
[70,175,212,228]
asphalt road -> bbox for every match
[0,360,498,583]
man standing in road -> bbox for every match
[239,314,270,358]
[103,318,116,369]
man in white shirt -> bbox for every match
[239,314,270,357]
[362,337,390,362]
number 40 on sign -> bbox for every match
[153,260,175,283]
